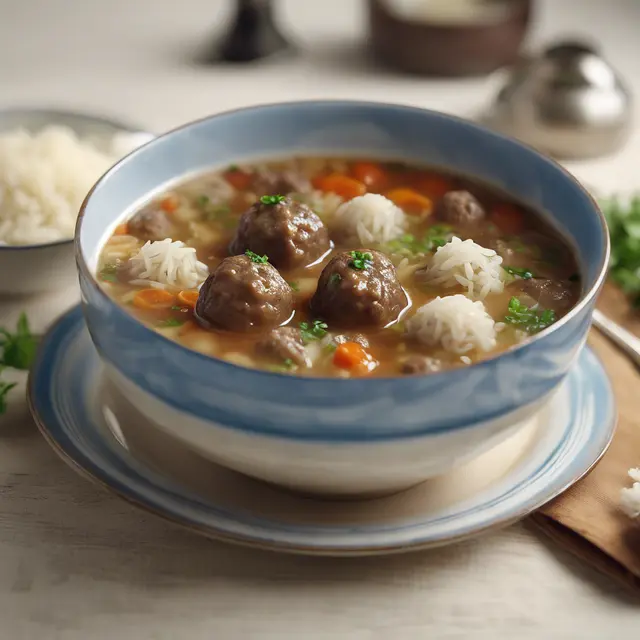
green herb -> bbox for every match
[245,250,269,264]
[170,305,183,311]
[157,318,184,328]
[300,320,328,343]
[504,297,556,333]
[502,265,534,280]
[260,194,285,205]
[288,281,300,292]
[268,358,297,373]
[227,164,239,172]
[383,225,454,257]
[348,251,373,270]
[0,313,37,370]
[601,195,640,304]
[329,273,342,286]
[99,263,118,283]
[0,369,16,415]
[323,342,337,354]
[197,195,210,207]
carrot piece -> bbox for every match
[224,169,252,191]
[312,174,366,200]
[160,195,179,213]
[333,342,378,375]
[415,175,453,200]
[385,188,433,215]
[114,223,129,235]
[132,288,176,310]
[177,290,199,308]
[491,203,525,235]
[352,162,387,190]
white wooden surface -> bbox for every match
[0,0,639,637]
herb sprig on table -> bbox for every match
[0,313,37,414]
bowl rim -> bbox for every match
[75,99,610,386]
[0,106,152,252]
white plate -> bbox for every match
[28,306,616,556]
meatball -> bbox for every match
[333,333,370,349]
[195,255,293,332]
[518,278,574,312]
[128,206,174,241]
[400,355,441,375]
[256,327,310,368]
[251,169,311,197]
[310,250,408,328]
[436,190,485,226]
[229,196,330,270]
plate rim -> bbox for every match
[27,306,618,556]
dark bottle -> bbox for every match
[367,0,533,77]
[210,0,293,63]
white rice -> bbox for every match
[620,468,640,519]
[405,294,499,354]
[332,193,406,245]
[416,236,504,299]
[126,239,209,291]
[296,189,343,222]
[0,125,142,246]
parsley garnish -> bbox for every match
[384,225,454,257]
[157,318,184,328]
[268,358,297,373]
[504,297,556,333]
[300,320,328,343]
[502,266,534,280]
[99,263,118,283]
[348,251,373,270]
[260,194,285,205]
[1,313,38,370]
[288,281,300,292]
[245,250,269,264]
[329,273,342,286]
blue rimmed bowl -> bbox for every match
[76,101,608,497]
[0,107,152,295]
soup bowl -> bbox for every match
[76,101,608,497]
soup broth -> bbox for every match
[97,157,581,378]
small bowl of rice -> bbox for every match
[0,108,153,295]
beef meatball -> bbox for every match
[436,190,485,227]
[310,250,408,328]
[518,278,574,312]
[128,206,174,241]
[400,355,441,375]
[196,255,293,332]
[256,327,310,368]
[251,169,311,197]
[229,196,330,270]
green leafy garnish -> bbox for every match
[197,195,210,207]
[170,305,183,311]
[348,251,373,270]
[0,369,16,415]
[268,358,297,373]
[245,250,269,264]
[384,225,454,257]
[0,313,38,370]
[99,263,118,283]
[329,273,342,286]
[227,164,240,172]
[504,297,556,333]
[260,194,285,205]
[602,195,640,303]
[157,318,184,328]
[288,281,300,292]
[502,265,534,280]
[300,320,328,343]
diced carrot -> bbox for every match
[160,195,179,213]
[385,188,433,215]
[491,203,525,235]
[312,174,366,200]
[177,290,199,308]
[224,169,253,191]
[333,342,378,375]
[114,223,129,235]
[351,162,387,190]
[132,288,176,310]
[415,175,453,200]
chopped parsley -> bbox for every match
[260,194,285,205]
[348,251,373,270]
[245,250,269,264]
[288,281,300,292]
[504,297,556,333]
[269,358,297,373]
[329,273,342,286]
[99,263,118,283]
[300,320,328,343]
[157,318,184,328]
[384,225,454,257]
[502,265,534,280]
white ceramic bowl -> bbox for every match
[0,108,152,295]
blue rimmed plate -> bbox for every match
[28,306,616,555]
